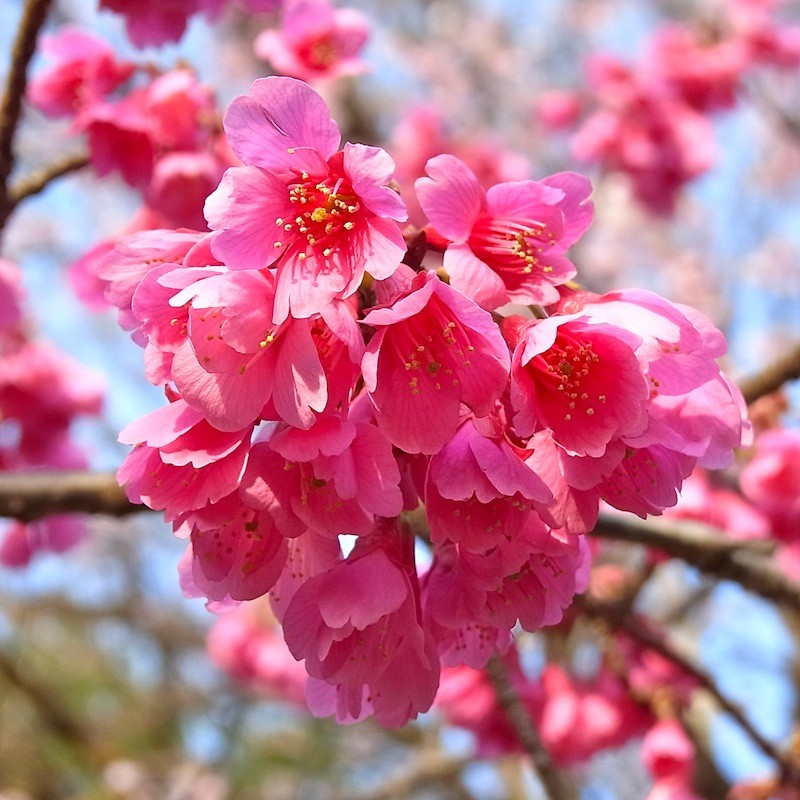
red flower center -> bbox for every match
[274,157,364,261]
[527,329,606,422]
[469,216,557,288]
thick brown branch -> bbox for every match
[7,151,90,207]
[738,341,800,405]
[0,0,53,217]
[485,654,577,800]
[580,598,800,787]
[591,513,800,612]
[0,471,142,522]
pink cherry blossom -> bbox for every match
[506,290,748,519]
[421,545,513,668]
[0,275,104,569]
[625,373,751,471]
[268,530,342,622]
[524,429,604,535]
[642,719,701,800]
[0,259,24,329]
[68,241,116,313]
[362,271,510,454]
[164,267,345,430]
[424,413,553,552]
[389,105,530,228]
[0,341,104,451]
[207,602,308,705]
[281,519,440,728]
[597,444,696,518]
[0,516,86,568]
[205,77,407,322]
[535,89,583,131]
[423,518,589,666]
[732,0,800,67]
[509,313,650,457]
[145,152,225,230]
[178,494,288,602]
[572,54,715,215]
[99,0,224,48]
[665,469,770,541]
[78,68,217,191]
[239,414,403,539]
[416,155,593,309]
[740,429,800,542]
[27,27,135,118]
[255,0,370,82]
[615,627,701,705]
[435,649,544,756]
[117,399,252,521]
[538,664,653,766]
[643,718,695,782]
[98,228,211,335]
[79,91,155,188]
[645,25,747,112]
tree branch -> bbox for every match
[0,0,53,227]
[580,598,800,787]
[485,654,577,800]
[0,471,142,522]
[590,512,800,612]
[0,648,92,747]
[7,151,90,207]
[738,340,800,405]
[352,753,473,800]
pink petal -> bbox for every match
[444,243,508,310]
[343,143,407,221]
[415,154,484,242]
[485,180,565,219]
[272,320,328,429]
[205,166,293,270]
[223,77,340,173]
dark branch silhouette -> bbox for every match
[0,0,54,231]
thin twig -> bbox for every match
[0,648,92,746]
[352,753,473,800]
[0,471,141,522]
[580,598,800,787]
[591,512,800,612]
[7,151,90,207]
[485,654,577,800]
[0,0,53,226]
[738,340,800,405]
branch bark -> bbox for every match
[0,0,53,230]
[7,151,90,207]
[485,654,577,800]
[738,340,800,405]
[590,512,800,612]
[580,597,800,787]
[0,470,141,522]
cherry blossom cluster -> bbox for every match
[208,597,703,786]
[543,0,800,214]
[656,426,800,580]
[103,76,749,727]
[255,0,370,82]
[29,29,230,231]
[0,261,104,567]
[99,0,281,49]
[389,106,531,231]
[96,0,368,82]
